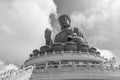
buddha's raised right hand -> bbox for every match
[45,28,52,39]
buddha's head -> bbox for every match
[58,15,71,30]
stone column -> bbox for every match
[59,61,62,71]
[87,61,90,70]
[45,62,48,72]
[73,61,75,72]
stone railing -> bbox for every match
[33,65,120,73]
[26,51,103,62]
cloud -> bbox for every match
[68,0,120,64]
[0,0,57,66]
[70,0,120,47]
[4,64,18,71]
[88,34,108,46]
[0,60,5,66]
[97,48,114,59]
[70,12,109,47]
[0,25,14,36]
[0,60,18,72]
[97,48,120,66]
[71,11,109,30]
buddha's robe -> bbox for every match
[54,27,85,43]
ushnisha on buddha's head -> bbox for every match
[58,15,71,30]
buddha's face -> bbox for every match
[58,15,70,29]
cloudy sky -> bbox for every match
[0,0,120,68]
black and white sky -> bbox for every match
[0,0,120,68]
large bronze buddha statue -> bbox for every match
[54,15,85,43]
[44,14,88,52]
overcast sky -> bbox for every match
[0,0,120,68]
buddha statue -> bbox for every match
[54,15,88,51]
[54,15,85,43]
[44,14,88,51]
